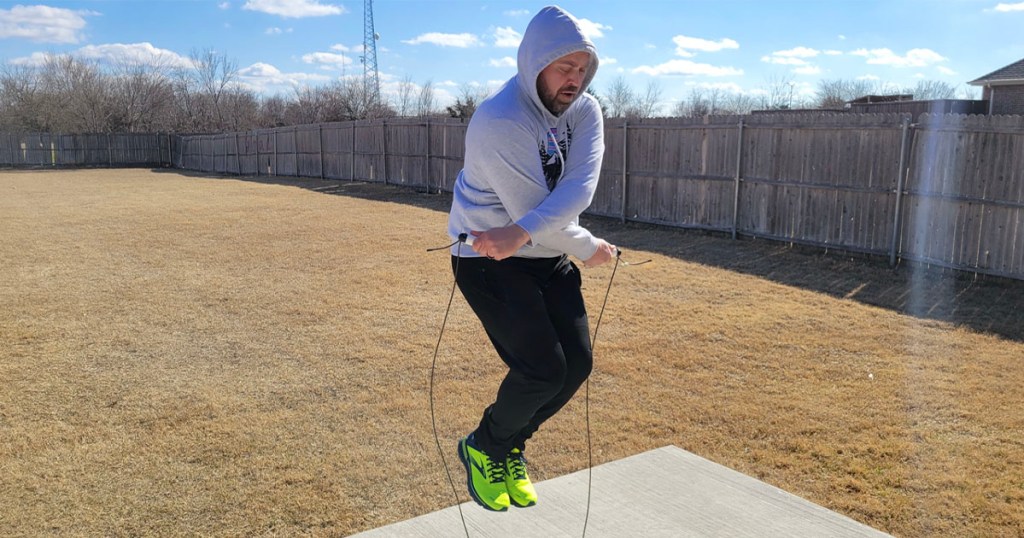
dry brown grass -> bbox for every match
[1,168,1022,537]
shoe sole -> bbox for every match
[457,438,508,512]
[510,498,536,508]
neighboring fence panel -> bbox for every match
[739,113,907,254]
[900,114,1024,279]
[0,132,172,167]
[385,118,429,188]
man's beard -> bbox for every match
[538,80,579,116]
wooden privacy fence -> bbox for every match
[0,132,175,167]
[6,113,1021,281]
[174,119,469,193]
[179,113,1022,279]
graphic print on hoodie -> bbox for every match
[540,126,572,191]
[447,6,604,261]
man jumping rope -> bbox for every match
[447,5,616,512]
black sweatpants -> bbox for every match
[452,254,593,461]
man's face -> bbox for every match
[537,51,590,116]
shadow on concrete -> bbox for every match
[172,172,1024,344]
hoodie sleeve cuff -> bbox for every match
[514,211,545,243]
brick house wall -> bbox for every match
[988,85,1024,115]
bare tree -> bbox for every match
[258,95,288,127]
[288,85,327,125]
[605,76,634,118]
[719,92,757,114]
[672,88,708,117]
[108,59,176,132]
[394,75,416,117]
[634,79,663,118]
[906,79,957,100]
[760,73,797,110]
[446,83,489,118]
[416,79,436,116]
[173,48,240,132]
[39,55,112,132]
[0,64,46,131]
[814,78,874,109]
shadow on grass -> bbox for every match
[174,171,1024,344]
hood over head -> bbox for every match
[516,5,599,118]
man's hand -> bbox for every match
[470,224,531,260]
[584,239,616,268]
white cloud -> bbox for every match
[402,32,481,47]
[773,46,819,58]
[0,5,96,44]
[761,55,808,66]
[302,51,352,69]
[686,81,745,93]
[576,18,611,39]
[219,2,231,9]
[793,65,822,75]
[330,43,352,52]
[439,80,459,87]
[503,9,530,17]
[838,34,847,40]
[8,52,51,66]
[489,56,516,68]
[762,47,821,68]
[75,42,193,67]
[236,61,332,93]
[242,0,345,18]
[266,27,282,34]
[602,57,618,65]
[494,26,521,48]
[850,47,947,68]
[11,44,192,69]
[632,59,742,77]
[937,66,957,75]
[993,2,1024,12]
[857,74,880,81]
[672,35,739,57]
[824,50,843,56]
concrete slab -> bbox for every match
[349,445,892,537]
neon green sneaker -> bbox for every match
[505,448,538,507]
[457,434,510,512]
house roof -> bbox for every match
[969,57,1024,85]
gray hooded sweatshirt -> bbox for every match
[447,5,603,261]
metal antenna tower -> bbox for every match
[362,0,381,107]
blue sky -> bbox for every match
[2,0,1024,112]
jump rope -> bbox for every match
[426,233,649,537]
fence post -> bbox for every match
[272,128,278,176]
[382,119,388,185]
[235,132,241,175]
[889,116,913,267]
[293,126,298,177]
[425,119,431,193]
[351,121,356,181]
[732,118,745,240]
[107,133,113,167]
[254,131,260,177]
[620,121,628,223]
[319,124,325,179]
[442,121,448,189]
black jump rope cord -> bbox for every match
[428,234,646,537]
